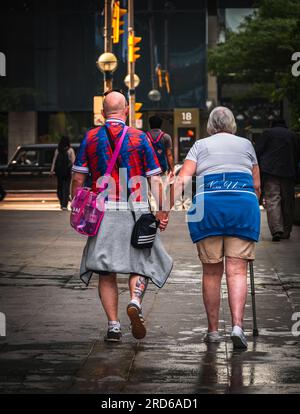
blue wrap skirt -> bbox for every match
[187,172,261,243]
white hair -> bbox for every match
[207,106,237,135]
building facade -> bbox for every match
[0,0,255,164]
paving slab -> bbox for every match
[0,209,300,394]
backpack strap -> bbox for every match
[156,131,165,143]
[104,125,128,176]
[105,124,137,221]
[105,125,121,170]
[147,130,165,144]
[146,131,153,142]
[97,125,128,194]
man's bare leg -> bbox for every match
[98,273,121,341]
[129,274,149,305]
[127,274,149,339]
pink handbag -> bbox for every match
[70,125,128,236]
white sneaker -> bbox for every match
[204,331,221,343]
[231,325,248,349]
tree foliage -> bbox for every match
[208,0,300,129]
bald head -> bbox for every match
[102,91,128,121]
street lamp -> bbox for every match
[206,100,213,111]
[148,89,161,102]
[96,52,118,92]
[124,73,140,88]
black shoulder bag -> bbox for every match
[105,125,160,250]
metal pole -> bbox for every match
[104,0,112,53]
[128,0,136,127]
[104,0,113,92]
[164,6,168,71]
[148,0,156,90]
[249,261,259,337]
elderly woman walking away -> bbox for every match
[167,107,261,349]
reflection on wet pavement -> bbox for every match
[0,210,300,393]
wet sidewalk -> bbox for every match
[0,209,299,394]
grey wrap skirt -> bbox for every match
[79,208,173,288]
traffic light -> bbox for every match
[135,102,143,120]
[128,33,142,63]
[112,1,127,44]
[156,66,170,93]
[165,70,171,94]
[156,65,163,88]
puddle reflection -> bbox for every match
[196,341,259,393]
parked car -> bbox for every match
[0,144,80,191]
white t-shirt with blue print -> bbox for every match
[186,132,258,177]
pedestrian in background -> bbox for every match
[168,107,261,349]
[146,115,175,178]
[256,119,300,241]
[0,182,6,202]
[50,136,75,211]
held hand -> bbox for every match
[167,170,175,182]
[159,218,169,231]
[156,211,169,232]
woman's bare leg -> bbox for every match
[225,257,248,327]
[202,262,224,332]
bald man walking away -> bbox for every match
[71,91,172,342]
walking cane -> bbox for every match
[249,261,259,337]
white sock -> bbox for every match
[108,320,121,330]
[129,299,141,309]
